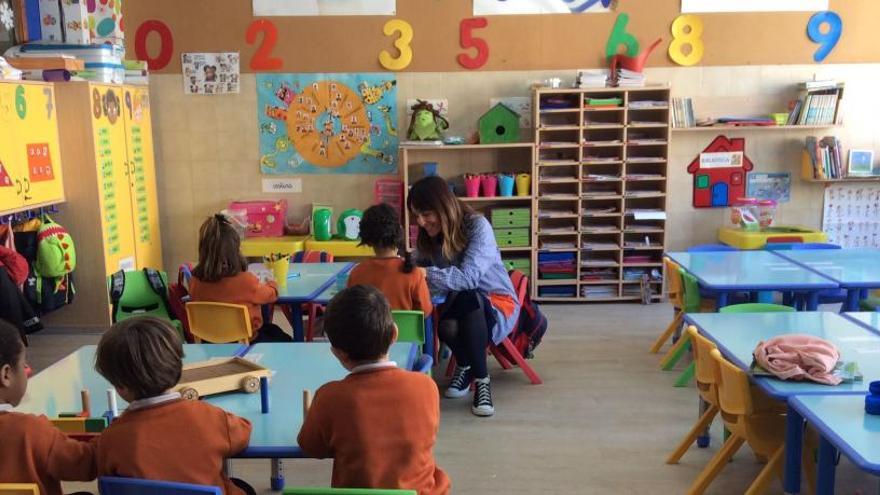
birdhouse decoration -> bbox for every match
[478,103,520,144]
[687,136,754,208]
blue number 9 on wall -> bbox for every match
[807,11,842,63]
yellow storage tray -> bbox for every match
[305,239,374,257]
[240,236,307,258]
[718,226,828,250]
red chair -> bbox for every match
[444,271,542,385]
[280,250,333,341]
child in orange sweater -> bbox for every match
[94,316,255,495]
[298,285,450,495]
[347,203,433,314]
[0,320,96,495]
[189,214,292,342]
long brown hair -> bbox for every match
[193,214,247,283]
[407,176,472,261]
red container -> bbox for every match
[480,174,498,197]
[228,199,287,238]
[464,176,481,198]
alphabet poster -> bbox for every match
[681,0,828,13]
[474,0,611,15]
[182,53,240,95]
[253,0,395,16]
[257,73,398,175]
[822,184,880,248]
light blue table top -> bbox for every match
[844,312,880,335]
[685,312,880,399]
[666,250,838,291]
[774,248,880,288]
[790,395,880,475]
[18,343,415,454]
[250,262,353,303]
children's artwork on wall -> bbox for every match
[746,172,790,203]
[253,0,395,16]
[182,53,241,95]
[823,184,880,248]
[681,0,828,13]
[490,97,532,129]
[474,0,611,15]
[257,73,398,175]
[687,135,754,208]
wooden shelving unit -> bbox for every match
[673,124,841,132]
[401,143,536,276]
[532,85,669,302]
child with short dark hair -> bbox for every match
[94,316,254,495]
[0,319,96,495]
[298,285,450,495]
[347,203,433,314]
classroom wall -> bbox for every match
[151,63,880,271]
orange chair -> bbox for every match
[279,250,334,341]
[185,302,253,344]
[0,484,39,495]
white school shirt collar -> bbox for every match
[349,361,397,374]
[0,403,12,412]
[125,392,181,412]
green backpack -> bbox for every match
[34,215,76,294]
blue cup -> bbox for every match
[335,272,348,291]
[498,175,515,196]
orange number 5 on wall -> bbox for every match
[379,19,414,71]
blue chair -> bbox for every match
[98,477,221,495]
[765,242,841,251]
[773,243,848,310]
[686,244,738,253]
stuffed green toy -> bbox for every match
[407,100,449,141]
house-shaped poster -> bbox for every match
[687,136,754,208]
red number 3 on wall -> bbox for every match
[458,17,489,70]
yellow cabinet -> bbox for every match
[0,81,65,215]
[52,83,163,328]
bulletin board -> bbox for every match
[123,0,880,73]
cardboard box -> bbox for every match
[87,0,123,44]
[38,0,62,41]
[60,0,90,44]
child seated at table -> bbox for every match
[347,203,433,314]
[0,320,96,495]
[93,316,255,495]
[189,214,292,342]
[298,286,450,495]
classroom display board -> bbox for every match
[124,0,880,73]
[823,184,880,248]
[473,0,612,15]
[681,0,829,13]
[257,73,398,175]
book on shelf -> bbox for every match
[576,69,610,88]
[672,97,696,128]
[538,208,577,218]
[616,68,646,88]
[582,241,619,250]
[582,206,618,215]
[788,81,844,126]
[629,100,667,109]
[585,97,623,108]
[804,135,845,179]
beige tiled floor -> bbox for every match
[27,304,877,493]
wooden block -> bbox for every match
[85,417,108,432]
[58,412,80,418]
[51,418,87,433]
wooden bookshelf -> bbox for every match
[673,124,841,132]
[532,85,669,302]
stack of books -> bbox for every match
[805,136,844,180]
[616,68,645,88]
[576,69,610,88]
[787,80,845,126]
[671,97,696,128]
[538,252,576,280]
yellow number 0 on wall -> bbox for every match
[669,15,704,66]
[379,19,414,70]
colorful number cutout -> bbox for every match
[458,17,489,70]
[807,11,842,63]
[246,20,284,71]
[379,19,414,71]
[14,85,26,119]
[134,20,174,71]
[606,13,640,60]
[669,15,704,66]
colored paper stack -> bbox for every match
[538,252,576,280]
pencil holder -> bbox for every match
[498,174,515,196]
[866,394,880,415]
[515,173,531,196]
[464,176,481,198]
[265,256,290,288]
[870,380,880,396]
[480,174,498,197]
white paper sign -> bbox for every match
[253,0,395,16]
[182,53,240,95]
[699,151,743,169]
[474,0,611,15]
[262,178,302,193]
[823,184,880,248]
[681,0,828,13]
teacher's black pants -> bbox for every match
[438,290,495,379]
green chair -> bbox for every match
[391,310,432,374]
[718,303,795,314]
[108,269,183,338]
[284,489,416,495]
[660,269,710,386]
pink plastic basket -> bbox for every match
[228,200,287,238]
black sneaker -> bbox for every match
[445,365,472,398]
[472,377,495,417]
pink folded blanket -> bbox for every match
[753,334,842,385]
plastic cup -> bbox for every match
[464,176,481,197]
[480,175,498,197]
[498,175,515,196]
[267,258,289,287]
[515,173,531,196]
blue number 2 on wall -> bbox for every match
[562,0,612,13]
[807,11,842,63]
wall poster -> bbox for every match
[681,0,828,13]
[823,184,880,248]
[474,0,611,15]
[253,0,395,16]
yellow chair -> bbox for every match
[185,302,253,344]
[686,349,796,495]
[0,484,39,495]
[650,258,684,353]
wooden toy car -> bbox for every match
[174,357,271,401]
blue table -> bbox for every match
[773,248,880,312]
[844,312,880,335]
[685,312,880,495]
[789,395,880,495]
[20,342,416,489]
[666,250,838,310]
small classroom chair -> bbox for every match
[0,484,39,495]
[718,303,795,314]
[98,476,221,494]
[280,250,334,341]
[650,257,684,353]
[283,489,416,495]
[185,302,253,344]
[686,244,737,253]
[108,269,183,337]
[659,268,714,386]
[391,310,434,374]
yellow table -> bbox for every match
[240,236,307,258]
[305,239,373,258]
